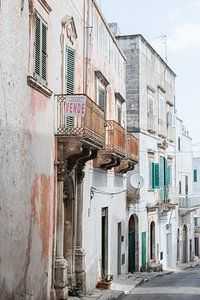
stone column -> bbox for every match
[75,164,86,293]
[54,151,68,299]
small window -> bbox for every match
[148,97,154,115]
[159,94,164,121]
[178,137,181,151]
[194,169,198,182]
[179,181,182,194]
[167,112,172,127]
[98,87,106,112]
[117,106,122,125]
[34,12,48,85]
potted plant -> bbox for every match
[96,274,113,289]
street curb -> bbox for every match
[134,271,174,288]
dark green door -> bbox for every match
[128,216,135,272]
[141,232,146,271]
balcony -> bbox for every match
[147,113,157,134]
[56,94,104,148]
[167,125,175,143]
[178,195,200,215]
[115,133,138,173]
[94,120,126,170]
[55,94,105,176]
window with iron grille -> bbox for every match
[65,47,75,127]
[34,12,48,86]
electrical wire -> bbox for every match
[91,186,126,195]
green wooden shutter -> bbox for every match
[34,14,41,77]
[65,47,75,127]
[154,163,160,189]
[34,13,47,85]
[41,22,47,82]
[160,157,165,201]
[98,88,105,111]
[194,169,197,182]
[167,166,172,186]
[66,47,75,94]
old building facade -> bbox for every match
[176,117,194,263]
[0,1,138,299]
[117,34,177,271]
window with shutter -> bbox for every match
[149,161,153,188]
[194,169,198,182]
[65,47,75,127]
[98,88,105,112]
[154,163,160,189]
[34,12,48,85]
[117,106,122,125]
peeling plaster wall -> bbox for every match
[0,1,55,299]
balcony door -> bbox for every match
[65,46,75,127]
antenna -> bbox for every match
[154,34,168,63]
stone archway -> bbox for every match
[150,221,155,260]
[128,214,139,272]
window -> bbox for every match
[117,106,122,125]
[194,169,198,182]
[65,46,75,127]
[185,175,188,195]
[34,12,48,85]
[96,79,107,116]
[159,94,164,122]
[98,87,106,112]
[149,162,160,189]
[179,181,182,194]
[148,96,154,115]
[167,112,172,127]
[178,137,181,151]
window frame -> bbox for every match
[33,11,48,86]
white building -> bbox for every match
[176,117,195,263]
[117,34,178,271]
[193,157,200,257]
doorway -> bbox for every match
[117,222,122,274]
[177,229,180,261]
[150,221,155,260]
[128,214,138,272]
[101,207,108,278]
[183,224,188,263]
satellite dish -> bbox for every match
[130,174,144,189]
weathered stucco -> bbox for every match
[0,1,55,299]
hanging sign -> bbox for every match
[65,95,87,117]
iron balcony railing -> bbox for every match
[104,120,126,157]
[126,133,138,161]
[55,94,105,148]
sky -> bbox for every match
[97,0,200,146]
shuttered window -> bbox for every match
[167,166,172,186]
[65,47,75,127]
[34,13,48,85]
[149,162,160,189]
[194,169,198,182]
[98,88,106,112]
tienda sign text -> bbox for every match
[65,95,86,117]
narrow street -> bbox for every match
[122,267,200,300]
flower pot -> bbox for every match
[96,280,112,289]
